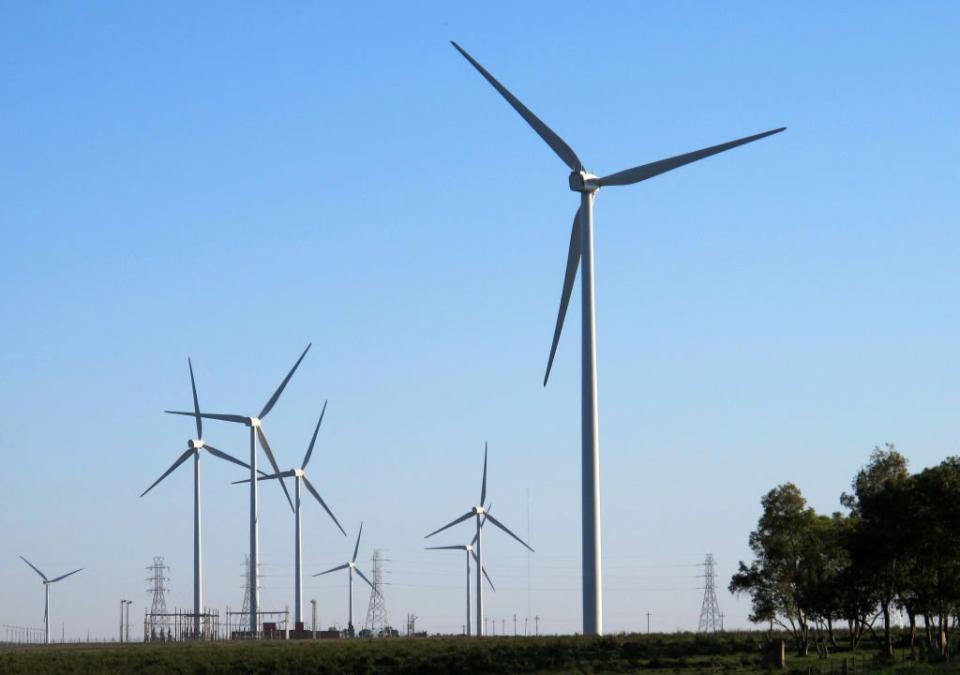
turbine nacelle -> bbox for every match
[248,417,261,428]
[473,505,485,516]
[294,468,305,478]
[569,171,600,193]
[188,439,205,450]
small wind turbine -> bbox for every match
[425,443,532,636]
[425,505,495,637]
[19,556,82,645]
[166,343,310,633]
[234,401,346,627]
[313,522,376,637]
[450,41,784,635]
[142,358,250,638]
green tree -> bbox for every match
[730,483,831,656]
[840,444,910,659]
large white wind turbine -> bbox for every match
[450,41,784,635]
[141,358,250,638]
[19,556,82,645]
[313,522,377,636]
[425,443,533,636]
[166,343,311,633]
[425,506,495,636]
[235,400,347,627]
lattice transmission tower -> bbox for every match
[697,553,722,633]
[364,549,389,635]
[240,555,259,618]
[145,557,170,640]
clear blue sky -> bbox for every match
[1,1,958,638]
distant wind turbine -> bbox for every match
[234,401,346,626]
[166,343,311,633]
[19,556,82,645]
[450,41,784,635]
[142,358,250,637]
[425,504,495,636]
[313,522,376,636]
[425,443,532,636]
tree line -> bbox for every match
[730,444,960,660]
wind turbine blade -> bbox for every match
[203,444,251,470]
[259,343,311,419]
[597,127,786,187]
[312,563,349,577]
[480,442,488,506]
[256,427,295,513]
[544,208,581,386]
[301,400,327,470]
[303,476,347,536]
[19,556,47,581]
[355,568,378,594]
[484,512,535,552]
[425,545,468,551]
[231,470,293,485]
[352,522,364,563]
[140,448,194,498]
[471,550,496,591]
[450,41,582,172]
[48,568,83,583]
[188,358,202,440]
[166,411,249,424]
[424,510,474,540]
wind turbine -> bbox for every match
[424,443,533,636]
[19,556,82,645]
[141,358,250,638]
[166,343,310,633]
[450,41,784,635]
[234,401,347,626]
[313,522,376,636]
[425,505,495,636]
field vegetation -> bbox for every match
[0,631,950,675]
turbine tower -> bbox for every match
[234,401,346,625]
[450,41,784,635]
[698,553,722,633]
[424,443,533,636]
[143,358,250,638]
[425,509,495,637]
[18,556,82,645]
[166,344,310,633]
[313,522,377,636]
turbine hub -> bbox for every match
[294,469,304,478]
[189,439,204,450]
[249,417,261,428]
[569,170,600,193]
[474,506,485,515]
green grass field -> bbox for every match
[0,633,948,674]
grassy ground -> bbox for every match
[0,633,948,674]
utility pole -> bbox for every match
[513,613,517,636]
[119,601,125,642]
[311,599,317,637]
[535,615,540,636]
[125,601,132,643]
[646,611,651,634]
[525,617,529,636]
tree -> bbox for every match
[730,483,834,656]
[907,458,960,658]
[841,444,910,659]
